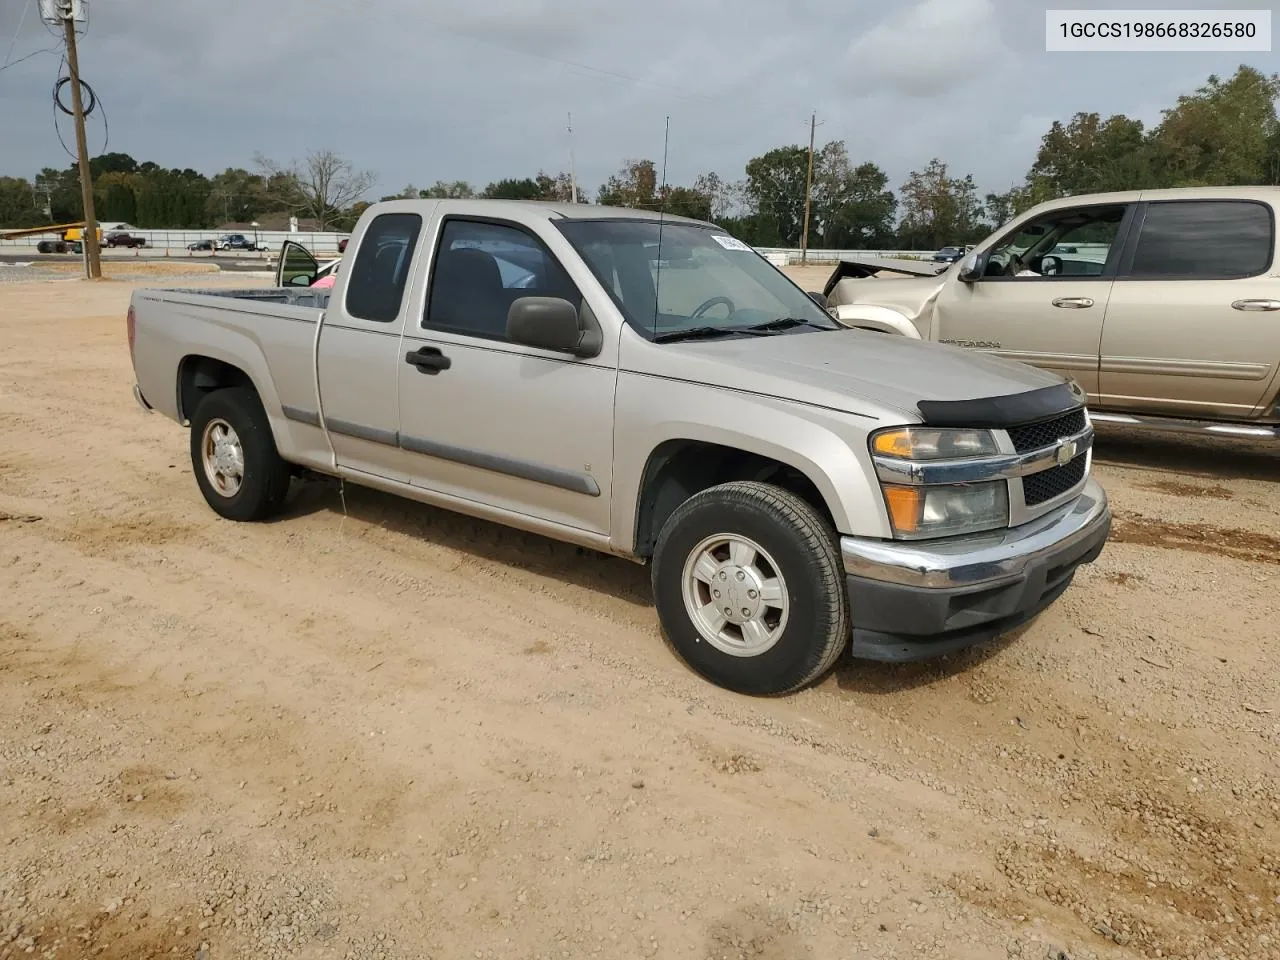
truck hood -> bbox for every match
[624,328,1065,423]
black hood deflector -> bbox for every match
[916,380,1086,429]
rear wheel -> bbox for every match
[189,387,291,522]
[651,481,849,696]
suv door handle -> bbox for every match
[1232,299,1280,312]
[1051,297,1094,309]
[405,346,451,374]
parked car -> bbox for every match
[214,233,268,252]
[127,199,1110,696]
[824,186,1280,439]
[106,232,147,248]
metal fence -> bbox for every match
[0,229,349,256]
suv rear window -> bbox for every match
[1126,200,1273,280]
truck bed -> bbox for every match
[130,287,328,446]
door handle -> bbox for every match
[1232,299,1280,312]
[1051,297,1094,309]
[405,346,451,374]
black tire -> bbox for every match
[189,386,291,522]
[651,480,849,696]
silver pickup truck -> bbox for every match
[127,199,1111,696]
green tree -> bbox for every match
[816,152,897,248]
[1023,112,1150,199]
[482,177,542,200]
[742,145,809,246]
[419,180,475,199]
[596,159,658,209]
[207,167,269,223]
[657,186,711,221]
[88,152,139,177]
[0,177,42,227]
[1147,65,1280,186]
[897,159,983,249]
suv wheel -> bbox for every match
[651,481,849,695]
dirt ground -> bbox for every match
[1,274,1278,960]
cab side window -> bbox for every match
[982,204,1127,279]
[344,213,423,323]
[424,219,580,340]
[1124,200,1273,280]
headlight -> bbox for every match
[871,426,998,460]
[880,481,1008,540]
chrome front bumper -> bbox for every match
[839,479,1111,661]
[841,478,1109,590]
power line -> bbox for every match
[2,0,35,70]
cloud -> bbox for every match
[0,0,1273,202]
[844,0,1014,97]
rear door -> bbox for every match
[931,201,1136,399]
[1098,198,1280,418]
[311,211,425,482]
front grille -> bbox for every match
[1023,454,1088,506]
[1006,409,1087,453]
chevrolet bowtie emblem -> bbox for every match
[1055,439,1077,465]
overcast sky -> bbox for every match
[0,0,1272,199]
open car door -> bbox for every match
[276,240,319,287]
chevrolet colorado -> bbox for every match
[127,199,1111,695]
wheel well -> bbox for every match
[633,440,837,558]
[178,356,255,423]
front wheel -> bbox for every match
[189,387,291,522]
[651,481,850,696]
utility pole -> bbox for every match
[59,2,101,278]
[801,111,817,265]
[567,112,579,204]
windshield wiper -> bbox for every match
[653,325,771,343]
[742,316,835,333]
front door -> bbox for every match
[276,240,318,287]
[932,201,1136,400]
[396,216,615,536]
[313,211,425,482]
[1098,198,1280,418]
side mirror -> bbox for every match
[1041,254,1063,277]
[507,296,601,357]
[287,273,314,287]
[958,251,988,283]
[807,291,829,309]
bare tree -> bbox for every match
[254,149,376,230]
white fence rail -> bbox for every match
[5,231,1107,268]
[0,229,350,255]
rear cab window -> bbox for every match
[1122,200,1274,280]
[344,213,423,322]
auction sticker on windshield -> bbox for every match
[710,235,753,252]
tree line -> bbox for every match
[2,66,1276,249]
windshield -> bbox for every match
[555,219,838,340]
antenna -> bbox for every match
[567,112,579,204]
[652,115,670,339]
